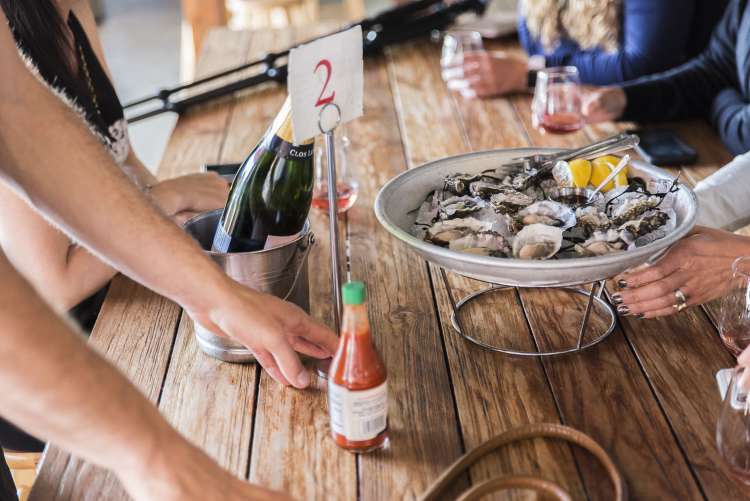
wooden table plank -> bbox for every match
[434,57,712,499]
[387,41,588,499]
[582,117,747,499]
[236,21,357,496]
[348,52,465,501]
[29,280,181,500]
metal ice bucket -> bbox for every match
[183,209,314,362]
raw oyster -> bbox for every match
[427,217,492,245]
[575,206,611,234]
[438,196,483,220]
[469,181,507,198]
[512,224,563,260]
[489,187,535,214]
[618,211,669,238]
[516,201,576,230]
[610,194,661,225]
[448,231,510,256]
[574,229,627,257]
[443,174,478,195]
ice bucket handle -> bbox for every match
[282,232,315,301]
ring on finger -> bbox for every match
[674,288,688,304]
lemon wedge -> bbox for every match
[552,159,592,188]
[591,155,629,192]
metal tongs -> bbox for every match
[486,133,640,178]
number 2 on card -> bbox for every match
[314,59,335,107]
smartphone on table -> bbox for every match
[203,163,241,182]
[627,128,697,166]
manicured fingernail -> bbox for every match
[297,369,311,388]
[611,293,623,305]
[617,279,628,289]
[635,313,645,319]
[617,305,630,315]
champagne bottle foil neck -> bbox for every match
[272,96,314,146]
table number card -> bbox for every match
[288,26,364,142]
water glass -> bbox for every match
[440,30,483,82]
[719,257,750,356]
[717,366,750,485]
[312,126,359,214]
[532,66,583,134]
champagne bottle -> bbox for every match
[212,97,315,252]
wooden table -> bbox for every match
[30,27,748,500]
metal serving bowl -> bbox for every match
[374,148,698,287]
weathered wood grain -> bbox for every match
[246,25,358,501]
[583,111,745,498]
[30,279,182,501]
[387,41,587,500]
[442,42,710,500]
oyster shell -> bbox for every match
[438,196,483,220]
[516,201,576,230]
[512,224,563,260]
[448,231,510,256]
[443,174,478,195]
[574,229,626,257]
[469,181,507,198]
[618,211,669,238]
[427,217,492,245]
[610,194,661,225]
[489,187,535,214]
[575,206,611,234]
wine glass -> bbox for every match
[719,257,750,356]
[532,66,583,134]
[312,126,359,214]
[440,30,484,86]
[717,366,750,485]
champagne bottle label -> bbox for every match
[328,381,388,441]
[263,232,302,250]
[267,135,314,161]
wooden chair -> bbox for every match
[4,450,41,501]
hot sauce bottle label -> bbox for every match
[329,381,388,441]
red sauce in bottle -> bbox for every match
[328,282,388,453]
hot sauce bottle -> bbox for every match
[328,281,388,453]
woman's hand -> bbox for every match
[148,172,230,225]
[581,86,627,123]
[611,227,750,318]
[443,51,528,99]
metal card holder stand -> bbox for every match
[318,103,344,333]
[315,103,344,377]
[439,269,617,357]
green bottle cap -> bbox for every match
[342,281,366,305]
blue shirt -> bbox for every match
[518,0,728,85]
[623,0,750,155]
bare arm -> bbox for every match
[0,182,117,311]
[0,12,336,387]
[0,253,290,501]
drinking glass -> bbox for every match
[719,257,750,356]
[717,366,750,485]
[312,126,359,214]
[532,67,583,134]
[440,30,484,83]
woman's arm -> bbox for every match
[539,0,699,85]
[0,183,117,312]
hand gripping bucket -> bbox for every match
[183,209,313,362]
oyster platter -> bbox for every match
[374,134,698,287]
